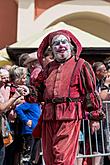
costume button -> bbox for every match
[54,90,58,96]
[54,84,59,89]
[56,74,60,81]
[57,64,63,73]
[57,68,61,73]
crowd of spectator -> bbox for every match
[0,49,54,165]
[0,46,110,165]
[77,59,110,165]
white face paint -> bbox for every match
[51,35,72,62]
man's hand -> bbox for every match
[12,86,29,100]
[90,121,100,134]
[18,85,29,96]
[26,120,32,127]
[14,96,25,106]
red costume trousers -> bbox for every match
[42,120,81,165]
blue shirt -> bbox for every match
[15,102,41,134]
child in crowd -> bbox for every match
[15,85,41,165]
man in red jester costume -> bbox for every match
[33,30,103,165]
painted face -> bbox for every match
[51,35,71,62]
